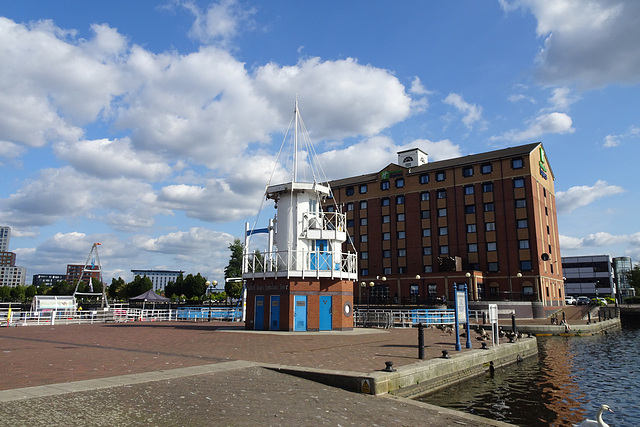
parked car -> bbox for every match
[576,296,591,305]
[593,297,608,306]
[565,296,577,305]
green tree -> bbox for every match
[225,238,244,300]
[10,285,26,302]
[109,277,126,299]
[182,273,207,299]
[127,275,153,298]
[165,273,184,299]
[0,286,11,301]
[25,284,37,300]
[51,280,72,296]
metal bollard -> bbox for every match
[418,323,425,359]
[511,313,517,334]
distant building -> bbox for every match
[32,273,66,288]
[0,266,26,287]
[0,251,16,267]
[0,226,10,252]
[613,256,635,300]
[131,269,184,293]
[66,264,101,285]
[562,255,615,298]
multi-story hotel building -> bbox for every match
[325,142,563,318]
[66,264,101,284]
[0,226,10,252]
[32,273,67,288]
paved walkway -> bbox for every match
[0,321,513,425]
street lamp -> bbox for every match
[206,280,218,322]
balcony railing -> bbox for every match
[243,249,357,280]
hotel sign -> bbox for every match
[381,170,403,180]
[539,147,548,180]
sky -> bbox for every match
[1,0,639,286]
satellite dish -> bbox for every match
[541,253,550,261]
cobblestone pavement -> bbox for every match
[0,321,513,426]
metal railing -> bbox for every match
[244,249,357,278]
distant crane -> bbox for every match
[72,243,109,309]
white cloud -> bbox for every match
[560,231,640,260]
[502,0,640,87]
[547,87,578,111]
[443,93,484,130]
[603,125,640,148]
[180,0,256,46]
[556,180,625,214]
[491,112,574,143]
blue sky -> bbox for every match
[1,0,639,285]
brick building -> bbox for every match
[325,142,563,318]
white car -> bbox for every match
[593,297,608,306]
[565,296,577,305]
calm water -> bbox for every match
[417,321,640,426]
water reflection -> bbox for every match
[417,324,640,426]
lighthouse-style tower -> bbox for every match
[243,101,358,331]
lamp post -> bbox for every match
[415,274,421,305]
[206,280,218,322]
[360,281,375,327]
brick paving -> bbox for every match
[0,321,481,391]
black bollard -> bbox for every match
[511,313,517,335]
[418,323,425,359]
[482,311,487,325]
[588,312,591,324]
[598,311,601,322]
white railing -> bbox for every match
[244,249,357,279]
[353,308,483,328]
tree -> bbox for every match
[25,285,37,300]
[165,273,184,299]
[225,238,244,300]
[10,285,26,302]
[0,286,11,301]
[109,277,126,299]
[127,275,153,298]
[51,280,72,296]
[182,273,207,299]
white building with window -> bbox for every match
[0,266,27,287]
[0,226,10,252]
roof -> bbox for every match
[329,142,545,188]
[129,289,171,302]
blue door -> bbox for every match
[255,295,264,330]
[311,240,330,270]
[294,295,307,331]
[319,295,332,331]
[270,295,280,330]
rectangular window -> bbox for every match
[346,186,354,196]
[516,199,526,208]
[360,268,369,276]
[514,178,525,188]
[398,249,407,257]
[423,265,433,273]
[463,166,474,177]
[422,229,431,237]
[347,219,354,227]
[465,205,475,214]
[421,191,430,201]
[512,157,524,169]
[439,227,448,236]
[396,178,405,188]
[360,200,368,209]
[438,208,447,217]
[519,240,529,249]
[382,197,390,206]
[382,215,390,223]
[468,243,478,252]
[346,202,354,211]
[384,267,392,275]
[520,260,532,271]
[440,245,449,255]
[420,174,429,184]
[359,184,368,194]
[481,163,492,174]
[360,252,368,259]
[383,232,390,240]
[488,262,499,272]
[397,231,406,239]
[360,218,367,226]
[398,267,407,274]
[381,181,390,190]
[326,206,335,212]
[437,189,446,199]
[421,210,431,219]
[484,202,495,212]
[482,182,493,193]
[383,250,391,258]
[436,171,446,181]
[464,185,474,195]
[517,219,528,229]
[467,224,476,233]
[487,242,497,251]
[360,235,368,242]
[396,195,405,205]
[486,222,496,231]
[423,247,432,255]
[397,213,405,222]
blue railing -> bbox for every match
[176,306,241,321]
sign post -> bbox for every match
[454,283,471,350]
[489,303,499,347]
